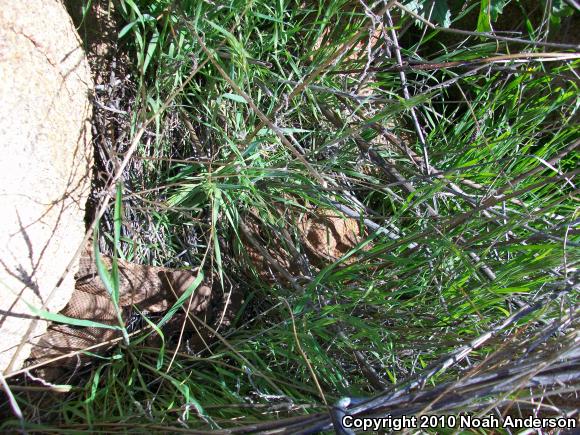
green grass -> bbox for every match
[2,0,579,432]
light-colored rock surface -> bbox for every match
[0,0,93,374]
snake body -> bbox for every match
[26,207,364,380]
[26,247,226,379]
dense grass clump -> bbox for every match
[2,0,578,432]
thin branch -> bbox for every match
[385,9,434,210]
[395,1,580,50]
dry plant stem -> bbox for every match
[283,298,328,405]
[331,196,415,249]
[474,337,579,420]
[216,335,579,434]
[395,1,580,50]
[507,139,580,188]
[413,329,528,419]
[330,52,580,75]
[385,10,432,183]
[330,201,417,248]
[168,159,242,370]
[230,361,578,434]
[374,354,579,416]
[226,414,330,434]
[348,282,577,416]
[277,78,396,103]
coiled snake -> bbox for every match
[26,245,238,379]
[26,208,365,380]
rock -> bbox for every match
[0,0,93,374]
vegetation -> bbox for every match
[2,0,578,432]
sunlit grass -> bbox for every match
[2,0,578,431]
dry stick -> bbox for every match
[441,138,578,208]
[348,282,577,416]
[225,345,579,434]
[185,309,289,398]
[473,332,579,421]
[281,354,580,433]
[331,202,415,247]
[371,360,579,414]
[277,78,397,103]
[6,57,212,375]
[385,10,432,187]
[227,413,329,435]
[447,183,580,249]
[319,103,429,212]
[209,301,580,433]
[507,139,580,189]
[318,102,437,246]
[395,1,580,50]
[283,298,328,406]
[381,24,567,220]
[329,52,580,75]
[336,328,388,392]
[380,346,579,415]
[413,323,542,420]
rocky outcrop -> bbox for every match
[0,0,93,374]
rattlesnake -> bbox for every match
[243,207,369,284]
[26,207,366,380]
[25,244,237,380]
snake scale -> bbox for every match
[26,208,365,380]
[26,244,239,380]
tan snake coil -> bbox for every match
[26,246,230,379]
[26,207,365,380]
